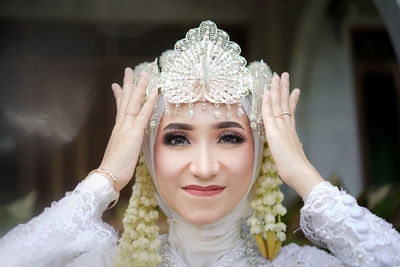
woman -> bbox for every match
[0,21,399,267]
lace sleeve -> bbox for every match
[0,174,119,267]
[300,181,400,266]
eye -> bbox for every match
[163,132,190,146]
[218,132,245,144]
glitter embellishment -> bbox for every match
[213,103,221,118]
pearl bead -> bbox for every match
[350,206,363,218]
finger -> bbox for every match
[280,73,290,121]
[134,88,159,130]
[270,75,282,116]
[111,83,122,109]
[126,72,150,116]
[262,90,274,133]
[289,88,300,128]
[262,90,272,117]
[112,83,123,124]
[119,67,136,115]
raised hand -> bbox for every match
[98,68,158,190]
[262,72,323,198]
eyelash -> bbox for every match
[218,132,245,144]
[163,131,190,146]
[162,131,245,146]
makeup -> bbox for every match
[182,185,226,197]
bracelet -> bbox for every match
[88,168,120,209]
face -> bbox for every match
[154,102,254,225]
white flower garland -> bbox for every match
[114,155,161,267]
[247,143,287,261]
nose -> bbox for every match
[190,143,220,179]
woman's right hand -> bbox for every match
[97,67,158,190]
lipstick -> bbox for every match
[182,185,226,197]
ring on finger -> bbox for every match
[282,111,291,117]
[272,113,284,119]
[125,112,138,117]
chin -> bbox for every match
[182,208,227,226]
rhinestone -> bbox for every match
[188,103,194,118]
[214,104,221,118]
[165,104,171,116]
[174,103,180,117]
[237,106,244,117]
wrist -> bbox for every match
[290,164,324,199]
[95,171,119,193]
[88,168,120,209]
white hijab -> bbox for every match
[143,95,263,267]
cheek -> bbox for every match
[154,143,185,198]
[228,144,254,186]
[154,145,171,190]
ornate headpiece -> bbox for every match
[138,20,273,134]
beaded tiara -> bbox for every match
[136,20,273,134]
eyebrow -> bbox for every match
[163,123,194,131]
[212,121,245,130]
[163,121,244,131]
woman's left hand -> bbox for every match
[262,72,324,198]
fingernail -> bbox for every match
[125,67,130,75]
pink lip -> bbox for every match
[182,185,226,197]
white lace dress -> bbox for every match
[0,173,399,267]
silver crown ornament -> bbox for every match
[135,20,273,136]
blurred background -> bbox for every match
[0,0,399,245]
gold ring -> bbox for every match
[272,113,284,119]
[125,112,138,117]
[282,111,291,117]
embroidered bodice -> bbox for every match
[0,175,399,266]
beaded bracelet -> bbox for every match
[88,168,120,209]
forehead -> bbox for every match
[158,102,251,130]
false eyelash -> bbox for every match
[218,131,245,144]
[162,131,190,146]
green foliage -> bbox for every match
[0,191,37,236]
